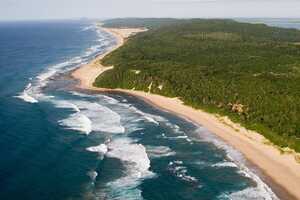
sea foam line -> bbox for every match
[53,99,125,134]
[128,105,186,134]
[14,23,122,137]
[146,145,176,158]
[15,23,114,104]
[101,137,155,200]
[86,143,108,155]
[59,113,92,135]
[15,83,38,103]
[195,127,279,200]
[168,160,198,184]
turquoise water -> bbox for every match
[0,20,283,200]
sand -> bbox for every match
[72,27,300,200]
[72,27,147,87]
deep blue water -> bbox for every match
[0,20,288,200]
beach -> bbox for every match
[72,26,147,88]
[72,27,300,199]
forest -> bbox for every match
[95,18,300,152]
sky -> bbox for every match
[1,0,300,21]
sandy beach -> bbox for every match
[72,27,300,199]
[72,26,147,88]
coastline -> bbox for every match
[72,26,147,88]
[72,27,300,199]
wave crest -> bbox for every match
[104,137,155,200]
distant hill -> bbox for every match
[102,18,183,29]
[96,18,300,152]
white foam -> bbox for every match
[15,83,38,103]
[87,170,98,181]
[75,101,125,133]
[194,127,279,200]
[128,106,161,125]
[212,161,238,168]
[105,137,155,199]
[81,24,96,32]
[144,116,160,125]
[168,160,198,184]
[220,180,278,200]
[56,99,124,134]
[52,100,80,112]
[165,122,184,134]
[163,135,189,140]
[226,163,279,200]
[107,138,152,175]
[15,92,38,103]
[69,56,83,65]
[71,91,125,106]
[85,45,101,56]
[130,127,145,132]
[158,131,192,143]
[70,91,93,98]
[128,106,188,138]
[37,67,60,82]
[15,24,113,105]
[16,60,71,104]
[59,113,92,134]
[173,160,183,165]
[146,145,176,158]
[86,144,108,155]
[99,95,120,105]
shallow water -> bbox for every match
[0,19,291,200]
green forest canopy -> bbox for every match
[96,18,300,152]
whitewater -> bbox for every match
[6,21,280,200]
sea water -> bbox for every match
[1,19,295,200]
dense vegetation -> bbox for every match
[102,18,183,29]
[96,18,300,152]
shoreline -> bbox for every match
[72,27,300,200]
[71,26,146,88]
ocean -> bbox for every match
[1,19,298,200]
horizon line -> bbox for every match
[2,17,300,23]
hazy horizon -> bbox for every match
[1,0,300,21]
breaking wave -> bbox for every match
[128,105,186,134]
[14,22,122,136]
[12,22,280,200]
[59,112,92,135]
[168,160,198,184]
[52,100,80,112]
[86,143,108,155]
[15,83,38,103]
[146,145,176,158]
[194,127,279,200]
[102,137,155,200]
[87,170,98,182]
[212,161,238,168]
[15,23,114,104]
[54,99,125,134]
